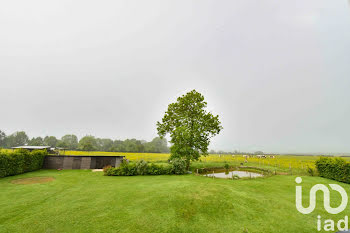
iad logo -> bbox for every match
[295,177,348,215]
[295,177,349,232]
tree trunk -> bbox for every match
[186,159,190,171]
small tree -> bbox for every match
[157,90,222,169]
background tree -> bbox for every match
[123,139,144,152]
[28,137,44,146]
[144,137,169,153]
[254,151,264,155]
[0,130,6,148]
[96,138,114,151]
[157,90,222,169]
[0,130,170,152]
[43,136,58,147]
[111,140,125,152]
[78,136,97,151]
[5,131,29,147]
[57,134,78,149]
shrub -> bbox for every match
[224,163,230,170]
[307,165,315,176]
[103,165,112,173]
[146,163,169,175]
[104,166,118,176]
[315,157,350,183]
[0,149,47,178]
[117,160,137,176]
[169,158,187,175]
[135,160,148,175]
[104,159,187,176]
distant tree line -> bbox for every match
[208,150,266,155]
[0,130,169,153]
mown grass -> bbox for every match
[1,170,350,233]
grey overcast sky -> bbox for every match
[1,0,350,154]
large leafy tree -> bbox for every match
[157,90,222,169]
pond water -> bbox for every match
[204,170,263,179]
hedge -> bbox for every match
[315,157,350,183]
[0,149,47,178]
[104,158,187,176]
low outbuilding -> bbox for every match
[43,155,125,169]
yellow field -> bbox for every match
[63,150,170,162]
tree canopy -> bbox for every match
[5,131,29,148]
[157,90,222,168]
[78,136,98,151]
[43,136,58,147]
[57,134,78,150]
[28,137,44,146]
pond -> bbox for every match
[204,170,263,179]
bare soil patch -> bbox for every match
[11,177,55,185]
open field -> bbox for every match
[3,148,350,174]
[1,169,349,233]
[58,150,350,173]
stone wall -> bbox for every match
[43,155,124,169]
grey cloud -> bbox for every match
[1,0,350,153]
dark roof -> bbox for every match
[11,146,51,149]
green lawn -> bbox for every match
[0,170,349,233]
